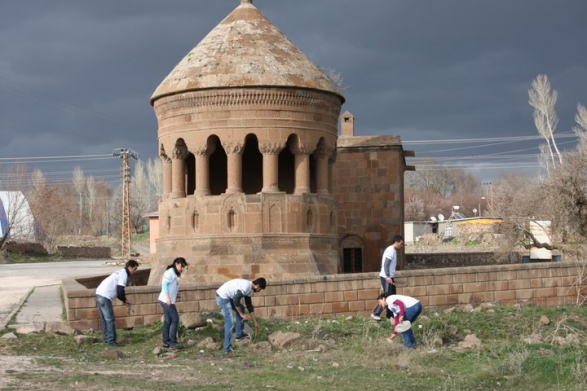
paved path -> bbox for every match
[0,260,121,330]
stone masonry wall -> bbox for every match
[332,138,406,272]
[62,262,585,331]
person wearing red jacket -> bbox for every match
[377,293,422,348]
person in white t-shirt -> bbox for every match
[158,257,188,350]
[215,277,267,354]
[95,260,139,346]
[371,235,404,321]
[377,293,422,348]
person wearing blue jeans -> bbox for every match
[377,293,423,348]
[158,257,188,349]
[215,278,267,354]
[95,260,139,346]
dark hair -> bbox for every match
[167,257,188,276]
[377,293,387,300]
[392,235,404,244]
[253,277,267,290]
[125,260,139,269]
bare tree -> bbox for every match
[130,160,151,232]
[72,167,86,234]
[406,159,455,198]
[147,158,163,206]
[528,74,563,173]
[28,169,78,251]
[573,103,587,142]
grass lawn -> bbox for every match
[1,303,587,390]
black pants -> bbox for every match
[373,277,396,317]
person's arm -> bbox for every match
[231,290,250,320]
[161,279,172,305]
[390,314,400,338]
[383,256,394,283]
[388,254,397,280]
[393,299,406,320]
[244,296,260,332]
[116,285,129,305]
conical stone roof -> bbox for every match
[151,0,343,104]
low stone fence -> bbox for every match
[57,246,111,258]
[404,251,519,269]
[61,261,586,331]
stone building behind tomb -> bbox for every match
[148,0,413,285]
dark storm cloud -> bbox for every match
[0,0,586,183]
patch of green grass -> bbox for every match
[1,305,587,391]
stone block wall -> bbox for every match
[332,136,407,272]
[62,262,585,331]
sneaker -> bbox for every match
[162,344,170,348]
[107,342,121,347]
[169,344,183,351]
[224,346,235,354]
[235,332,251,342]
[371,314,381,321]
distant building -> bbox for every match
[0,191,39,241]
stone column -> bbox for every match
[161,155,172,199]
[223,142,244,194]
[171,146,187,199]
[315,144,333,196]
[259,142,285,192]
[328,150,337,194]
[291,142,315,195]
[193,143,216,196]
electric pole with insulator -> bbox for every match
[112,148,138,259]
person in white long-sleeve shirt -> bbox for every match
[158,257,188,349]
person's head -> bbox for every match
[252,277,267,292]
[392,235,404,249]
[377,293,387,307]
[125,259,139,274]
[168,257,188,275]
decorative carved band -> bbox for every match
[258,142,286,155]
[171,146,188,160]
[314,143,335,157]
[153,88,342,113]
[222,142,244,155]
[289,141,315,155]
[192,143,217,157]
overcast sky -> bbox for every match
[0,0,586,187]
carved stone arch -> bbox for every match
[277,134,299,194]
[186,199,200,233]
[221,194,245,233]
[172,138,188,159]
[242,133,262,194]
[340,234,364,273]
[305,206,315,233]
[208,134,227,195]
[268,203,282,233]
[288,133,315,155]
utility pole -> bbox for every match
[113,148,138,259]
